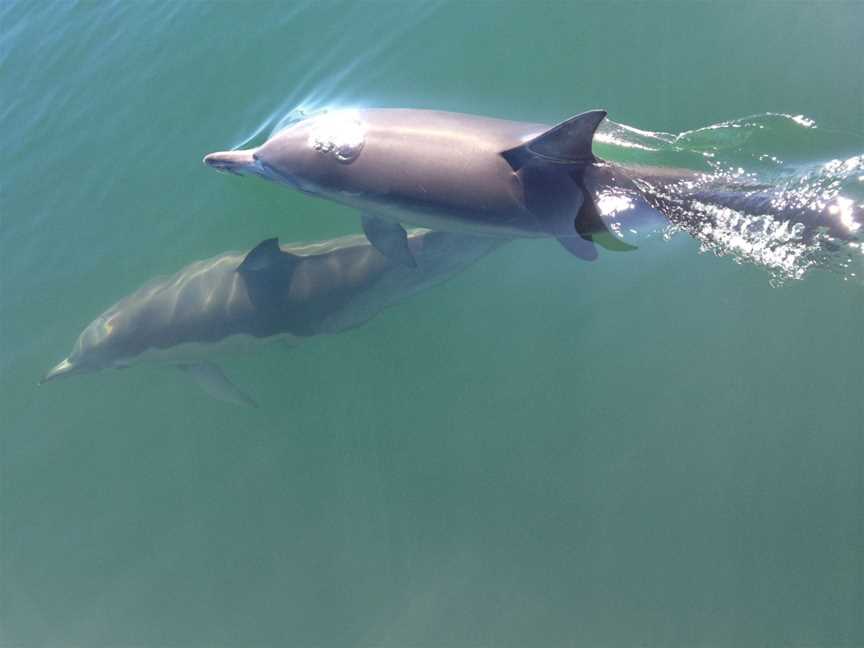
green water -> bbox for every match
[2,2,863,646]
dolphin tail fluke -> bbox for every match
[176,362,258,408]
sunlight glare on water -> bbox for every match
[2,1,863,647]
[599,114,864,283]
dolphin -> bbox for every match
[203,108,862,267]
[203,108,659,264]
[42,229,505,406]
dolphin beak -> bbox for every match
[40,358,78,384]
[203,149,257,176]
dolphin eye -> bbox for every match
[307,111,366,163]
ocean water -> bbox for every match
[1,1,863,646]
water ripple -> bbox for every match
[602,114,864,284]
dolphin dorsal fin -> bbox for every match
[501,109,607,171]
[237,238,302,309]
[238,238,298,274]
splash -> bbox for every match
[598,114,864,284]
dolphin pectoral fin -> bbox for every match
[556,235,598,261]
[501,109,607,170]
[571,183,639,254]
[176,362,259,408]
[361,215,417,268]
[591,231,638,252]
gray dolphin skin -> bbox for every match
[203,108,862,266]
[42,229,505,406]
[204,108,658,264]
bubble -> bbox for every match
[307,110,366,164]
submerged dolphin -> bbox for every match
[42,229,504,405]
[204,108,862,267]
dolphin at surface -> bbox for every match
[204,108,659,264]
[42,229,505,406]
[203,107,862,267]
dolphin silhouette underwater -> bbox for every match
[204,108,862,267]
[42,229,505,406]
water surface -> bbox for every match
[1,2,862,646]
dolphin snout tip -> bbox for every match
[203,149,256,175]
[41,358,76,384]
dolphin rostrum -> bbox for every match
[204,108,862,268]
[42,229,505,406]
